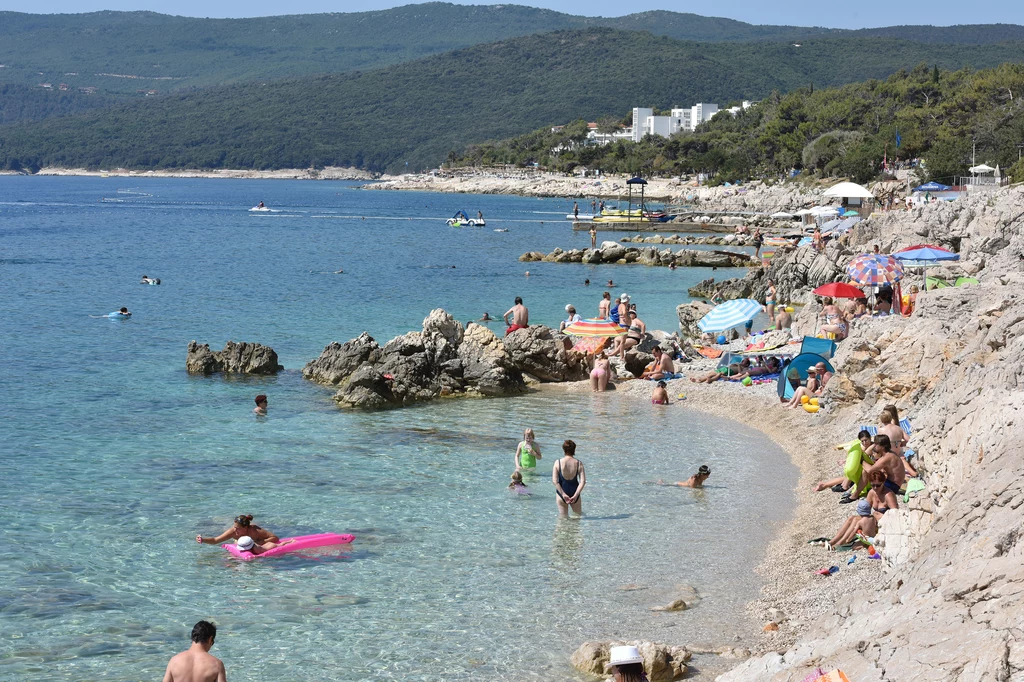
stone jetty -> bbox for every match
[520,240,757,268]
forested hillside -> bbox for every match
[0,3,1022,95]
[1,29,1021,174]
[456,64,1024,185]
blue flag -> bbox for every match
[895,129,902,149]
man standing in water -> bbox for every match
[163,621,226,682]
[503,296,529,336]
[253,395,268,415]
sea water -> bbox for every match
[0,177,795,681]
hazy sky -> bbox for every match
[0,0,1022,29]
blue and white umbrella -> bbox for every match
[698,299,763,333]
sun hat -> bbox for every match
[237,536,255,551]
[856,500,872,517]
[607,645,644,669]
[566,304,573,311]
[620,294,630,302]
[698,465,711,476]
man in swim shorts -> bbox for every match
[860,434,906,498]
[162,620,226,682]
[503,296,529,336]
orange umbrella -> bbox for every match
[563,318,627,337]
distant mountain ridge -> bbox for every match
[0,3,1023,94]
[2,27,1022,174]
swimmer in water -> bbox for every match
[235,535,292,555]
[508,471,530,494]
[651,380,669,405]
[479,312,493,322]
[514,428,542,469]
[658,465,711,488]
[254,394,268,415]
[196,514,279,545]
[607,279,614,287]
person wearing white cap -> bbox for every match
[234,535,290,556]
[606,645,647,682]
[616,295,630,328]
[559,305,581,332]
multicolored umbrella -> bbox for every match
[698,299,763,333]
[812,282,865,299]
[846,254,905,285]
[562,318,627,338]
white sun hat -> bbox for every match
[607,645,644,668]
[236,536,255,551]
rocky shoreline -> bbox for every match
[365,170,830,213]
[520,240,757,268]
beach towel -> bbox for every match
[648,372,683,381]
[904,478,926,503]
[694,346,723,359]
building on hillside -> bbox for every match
[645,115,674,138]
[586,122,633,146]
[691,103,719,127]
[726,101,754,116]
[670,108,693,132]
[631,107,653,142]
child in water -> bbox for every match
[508,471,530,495]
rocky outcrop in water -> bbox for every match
[718,187,1024,681]
[571,641,690,681]
[501,324,589,382]
[620,233,756,246]
[520,243,756,268]
[676,301,714,341]
[186,340,283,375]
[302,310,591,408]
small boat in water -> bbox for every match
[250,202,271,212]
[446,210,485,227]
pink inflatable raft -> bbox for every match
[223,533,355,560]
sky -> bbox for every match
[0,0,1022,29]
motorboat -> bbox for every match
[249,204,271,212]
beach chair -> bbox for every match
[799,335,836,360]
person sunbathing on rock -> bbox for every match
[826,470,898,549]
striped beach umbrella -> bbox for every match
[846,254,904,285]
[697,299,762,333]
[562,318,627,338]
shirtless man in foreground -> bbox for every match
[640,346,675,380]
[163,621,226,682]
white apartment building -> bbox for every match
[726,100,754,116]
[690,103,719,128]
[631,107,653,142]
[670,108,692,132]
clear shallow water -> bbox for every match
[0,177,794,681]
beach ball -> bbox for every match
[716,335,726,344]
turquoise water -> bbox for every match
[0,177,794,680]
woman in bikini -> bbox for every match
[765,280,777,323]
[819,297,848,339]
[598,292,611,320]
[590,351,611,392]
[514,428,542,470]
[553,440,586,516]
[196,514,279,546]
[615,309,646,358]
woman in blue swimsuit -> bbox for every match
[552,440,586,517]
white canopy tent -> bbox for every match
[969,164,996,174]
[823,182,874,199]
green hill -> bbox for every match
[1,3,1023,95]
[1,28,1022,173]
[458,63,1024,186]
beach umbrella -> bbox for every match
[895,243,948,253]
[770,211,795,219]
[926,276,949,289]
[823,182,874,199]
[841,209,860,217]
[846,254,904,285]
[912,181,952,192]
[893,247,959,262]
[697,299,762,333]
[562,318,627,337]
[813,282,865,299]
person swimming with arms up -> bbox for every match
[196,514,279,546]
[659,465,711,488]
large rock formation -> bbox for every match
[676,301,714,342]
[302,310,590,408]
[521,245,756,268]
[501,325,589,382]
[186,340,283,375]
[717,187,1024,681]
[571,640,691,682]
